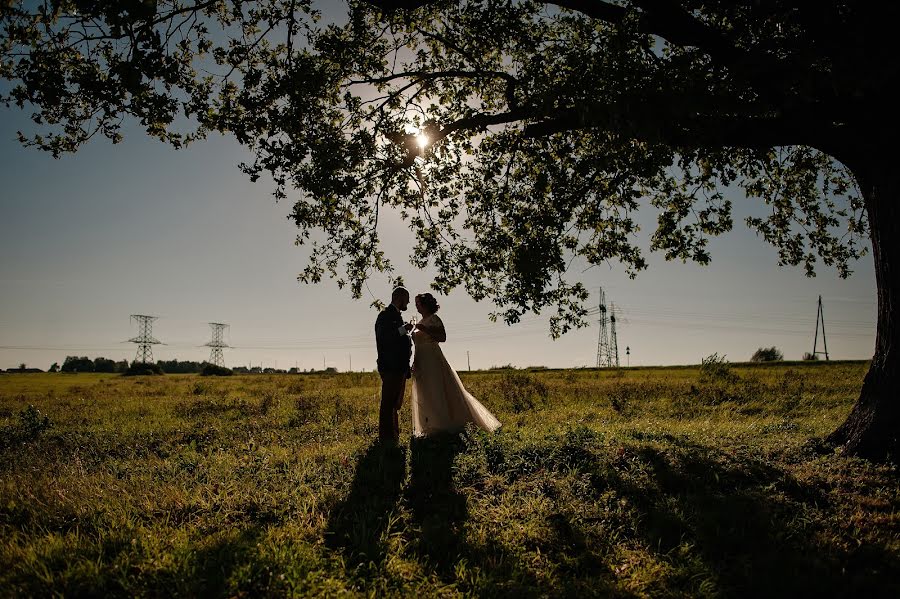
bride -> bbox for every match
[410,293,501,437]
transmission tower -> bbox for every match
[128,315,161,363]
[596,289,612,368]
[205,323,230,367]
[812,295,830,360]
[609,303,620,368]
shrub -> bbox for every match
[330,395,358,425]
[257,389,277,415]
[124,362,164,376]
[751,347,784,362]
[17,404,51,439]
[0,404,52,448]
[802,352,819,361]
[200,364,233,376]
[498,372,549,413]
[700,353,733,381]
[289,397,321,427]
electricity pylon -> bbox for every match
[205,323,230,367]
[128,315,160,363]
[596,289,612,368]
[609,303,620,368]
[812,295,829,360]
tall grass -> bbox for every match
[0,362,897,597]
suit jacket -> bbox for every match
[375,304,412,374]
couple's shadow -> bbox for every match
[325,434,468,575]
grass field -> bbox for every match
[1,362,898,597]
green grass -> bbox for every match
[0,362,898,597]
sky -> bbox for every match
[0,6,877,372]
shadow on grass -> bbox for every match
[605,439,900,598]
[173,525,267,596]
[76,524,276,597]
[405,433,469,577]
[405,433,626,597]
[324,440,407,569]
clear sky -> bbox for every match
[0,7,877,371]
[0,105,876,371]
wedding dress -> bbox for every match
[411,314,501,437]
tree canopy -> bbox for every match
[3,1,897,456]
[1,0,873,334]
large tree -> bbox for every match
[1,1,894,457]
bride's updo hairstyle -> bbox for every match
[418,293,440,314]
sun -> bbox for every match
[415,133,429,150]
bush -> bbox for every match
[802,352,819,361]
[0,404,52,448]
[200,364,233,376]
[123,362,164,376]
[751,347,784,362]
[17,404,51,439]
[700,353,733,381]
[289,397,321,426]
[498,372,549,413]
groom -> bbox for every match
[375,286,413,443]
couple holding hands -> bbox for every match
[374,287,501,443]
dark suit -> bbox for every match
[375,304,411,441]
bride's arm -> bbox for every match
[415,322,447,342]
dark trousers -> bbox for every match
[379,371,406,442]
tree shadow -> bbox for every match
[604,439,900,597]
[324,440,407,568]
[153,525,268,597]
[469,510,627,597]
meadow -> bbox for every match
[0,361,897,597]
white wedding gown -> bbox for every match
[411,314,501,437]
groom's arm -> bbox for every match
[375,311,410,339]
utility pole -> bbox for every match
[626,346,630,367]
[349,354,352,372]
[127,315,161,363]
[205,323,229,367]
[812,295,830,360]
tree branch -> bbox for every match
[363,0,793,101]
[432,107,535,143]
[348,68,515,86]
[423,100,839,154]
[519,102,830,150]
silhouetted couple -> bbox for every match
[374,286,500,443]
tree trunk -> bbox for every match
[826,167,900,460]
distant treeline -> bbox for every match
[232,366,338,374]
[57,357,213,374]
[57,356,130,373]
[4,358,346,375]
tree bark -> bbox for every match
[826,165,900,460]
